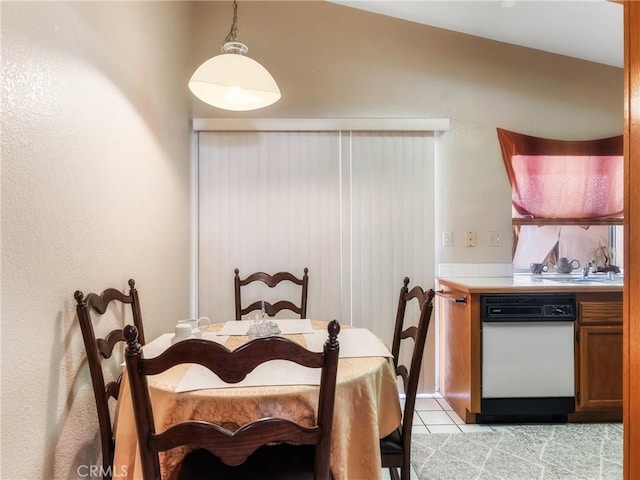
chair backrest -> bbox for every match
[123,319,340,480]
[234,268,309,320]
[74,279,145,480]
[390,277,435,440]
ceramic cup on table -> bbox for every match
[177,316,211,338]
[530,263,548,274]
[172,323,193,344]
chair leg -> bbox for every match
[401,466,409,480]
[389,467,401,480]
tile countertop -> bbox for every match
[436,273,623,294]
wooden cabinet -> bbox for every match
[437,279,623,424]
[572,294,623,420]
[437,287,481,423]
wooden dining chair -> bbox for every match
[380,277,435,480]
[74,279,146,480]
[123,319,340,480]
[234,267,309,320]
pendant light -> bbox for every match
[188,1,281,111]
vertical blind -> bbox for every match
[198,131,343,323]
[349,132,435,343]
[197,130,435,348]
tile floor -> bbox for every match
[410,393,495,435]
[381,392,623,480]
[381,393,482,480]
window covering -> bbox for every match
[497,128,623,220]
[197,131,435,342]
[198,131,343,324]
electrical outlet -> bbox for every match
[464,231,476,247]
[442,231,453,247]
[488,231,502,247]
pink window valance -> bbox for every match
[497,128,623,220]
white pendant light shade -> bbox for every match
[189,42,281,111]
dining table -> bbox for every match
[112,319,402,480]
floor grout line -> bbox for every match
[411,394,622,435]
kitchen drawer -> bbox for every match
[579,302,623,325]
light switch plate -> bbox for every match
[488,231,502,247]
[442,231,453,247]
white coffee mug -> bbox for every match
[172,323,193,344]
[178,317,211,338]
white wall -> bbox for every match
[190,1,623,265]
[1,2,192,478]
[0,1,624,478]
[188,0,622,399]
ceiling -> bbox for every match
[328,1,623,68]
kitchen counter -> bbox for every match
[436,272,623,424]
[437,273,623,294]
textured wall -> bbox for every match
[190,1,623,264]
[0,1,624,477]
[1,2,192,478]
[187,0,622,396]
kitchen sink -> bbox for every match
[543,275,621,284]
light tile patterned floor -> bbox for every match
[407,393,496,433]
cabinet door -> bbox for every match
[438,289,478,422]
[577,324,623,411]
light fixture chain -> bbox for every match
[223,0,239,45]
[190,0,280,110]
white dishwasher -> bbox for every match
[480,293,576,422]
